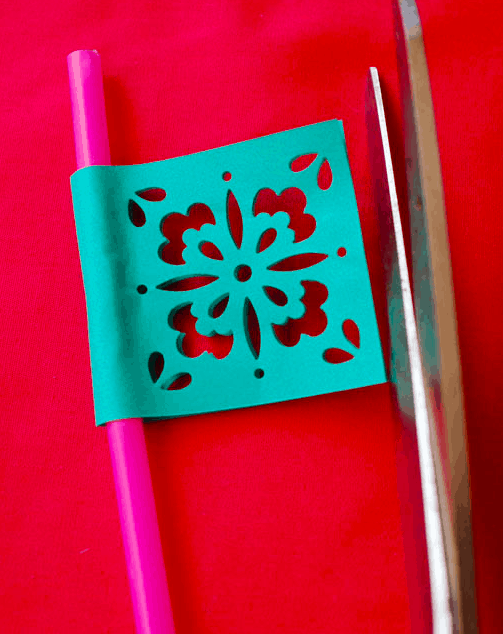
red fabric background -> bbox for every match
[1,1,502,632]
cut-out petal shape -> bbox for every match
[157,275,218,291]
[169,304,233,359]
[317,159,332,190]
[323,348,354,364]
[199,241,224,260]
[263,286,287,306]
[165,372,192,390]
[342,319,360,349]
[160,203,215,265]
[244,298,260,359]
[257,228,277,253]
[227,190,243,248]
[128,200,146,227]
[253,187,315,243]
[136,188,166,201]
[209,295,229,318]
[268,253,327,271]
[148,352,164,383]
[273,281,328,347]
[290,153,318,172]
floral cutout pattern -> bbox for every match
[151,185,329,364]
[127,154,363,390]
[71,119,386,424]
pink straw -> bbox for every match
[68,50,175,634]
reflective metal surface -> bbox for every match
[366,67,452,634]
[364,2,477,631]
[392,1,477,632]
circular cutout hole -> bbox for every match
[234,264,252,282]
[337,247,347,257]
[222,171,232,181]
[137,285,148,294]
[254,369,264,378]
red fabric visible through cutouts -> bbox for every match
[342,319,360,349]
[148,351,164,383]
[256,228,277,253]
[273,281,328,347]
[160,203,215,265]
[128,199,146,227]
[290,153,318,172]
[170,304,233,359]
[209,295,229,318]
[317,159,332,190]
[244,298,260,358]
[268,253,327,271]
[200,241,224,260]
[157,275,218,291]
[136,187,166,202]
[226,190,243,249]
[253,187,315,243]
[264,286,288,306]
[166,372,192,390]
[324,348,354,364]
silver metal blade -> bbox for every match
[366,66,452,634]
[392,1,477,632]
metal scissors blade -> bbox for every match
[365,2,478,630]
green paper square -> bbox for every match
[70,119,386,425]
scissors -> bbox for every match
[365,1,477,632]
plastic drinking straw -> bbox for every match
[68,50,176,634]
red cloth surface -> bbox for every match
[1,1,502,632]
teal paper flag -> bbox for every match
[70,119,386,425]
